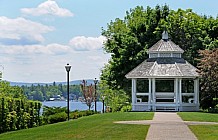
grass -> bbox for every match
[0,112,154,140]
[178,112,218,140]
[189,125,218,140]
[177,112,218,122]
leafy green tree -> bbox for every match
[101,5,218,95]
[99,80,130,112]
[29,90,43,101]
[197,48,218,109]
[0,81,25,98]
[101,6,168,91]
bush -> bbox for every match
[70,110,96,120]
[121,105,132,112]
[42,107,98,124]
[208,107,218,113]
[42,106,68,124]
[48,112,67,124]
[43,106,67,117]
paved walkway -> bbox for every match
[115,112,218,140]
[146,112,197,140]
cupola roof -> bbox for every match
[148,31,184,53]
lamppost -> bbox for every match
[94,78,98,112]
[102,96,105,113]
[65,63,71,121]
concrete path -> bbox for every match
[115,112,218,140]
[145,112,197,140]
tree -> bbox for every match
[80,80,94,110]
[0,81,25,98]
[101,5,218,95]
[197,48,218,109]
[99,80,130,112]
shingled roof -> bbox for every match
[125,31,199,79]
[148,31,184,53]
[148,39,184,53]
[125,57,199,78]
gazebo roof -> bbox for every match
[148,31,184,53]
[148,39,184,53]
[125,57,199,78]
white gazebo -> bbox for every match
[125,31,200,111]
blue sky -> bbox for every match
[0,0,217,83]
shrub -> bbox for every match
[71,112,79,119]
[42,106,67,124]
[43,106,67,117]
[48,112,67,124]
[121,105,132,112]
[208,107,218,113]
[70,110,96,120]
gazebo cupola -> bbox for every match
[148,31,184,59]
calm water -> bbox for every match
[42,101,104,112]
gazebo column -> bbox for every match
[174,78,178,111]
[194,78,199,110]
[148,78,152,111]
[152,78,156,111]
[196,78,199,105]
[132,79,136,111]
[178,78,182,111]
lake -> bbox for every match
[42,101,104,112]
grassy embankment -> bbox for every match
[178,112,218,140]
[0,112,154,140]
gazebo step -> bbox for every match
[156,106,176,111]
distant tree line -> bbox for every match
[21,82,82,101]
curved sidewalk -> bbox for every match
[145,112,197,140]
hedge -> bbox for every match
[0,97,42,133]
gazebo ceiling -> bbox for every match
[125,57,199,78]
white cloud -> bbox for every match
[0,35,110,83]
[0,43,71,55]
[21,0,73,17]
[0,16,54,44]
[69,35,106,51]
[0,46,111,83]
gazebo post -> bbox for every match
[175,78,178,111]
[148,78,152,111]
[132,79,136,111]
[196,78,199,110]
[152,78,156,111]
[194,78,199,110]
[194,79,197,104]
[179,78,182,111]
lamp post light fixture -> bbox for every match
[65,63,71,121]
[102,95,105,113]
[94,78,98,112]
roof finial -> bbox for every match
[162,27,168,41]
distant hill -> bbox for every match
[9,79,96,87]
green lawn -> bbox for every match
[189,125,218,140]
[178,112,218,140]
[177,112,218,122]
[0,112,153,140]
